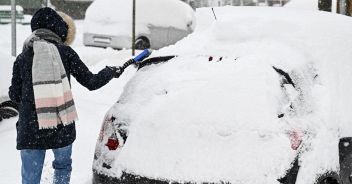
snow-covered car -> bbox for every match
[0,54,18,122]
[92,7,352,184]
[83,0,195,50]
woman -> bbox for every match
[9,7,123,184]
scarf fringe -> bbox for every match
[39,120,76,130]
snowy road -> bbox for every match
[0,21,137,184]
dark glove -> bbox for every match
[107,66,124,78]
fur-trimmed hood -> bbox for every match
[58,11,76,45]
[31,7,76,45]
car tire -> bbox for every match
[339,137,352,184]
[315,172,341,184]
[277,156,300,184]
[0,100,18,121]
[135,37,151,50]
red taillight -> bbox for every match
[289,129,303,150]
[105,137,119,150]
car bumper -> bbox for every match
[93,170,173,184]
[83,33,131,49]
[92,170,237,184]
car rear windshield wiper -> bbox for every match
[272,66,295,88]
[137,56,177,70]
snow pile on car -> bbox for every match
[99,7,352,184]
[84,0,195,36]
[107,54,295,183]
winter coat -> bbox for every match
[9,7,115,150]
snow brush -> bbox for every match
[120,49,153,70]
[116,49,176,74]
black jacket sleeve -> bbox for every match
[67,47,115,91]
[8,56,22,104]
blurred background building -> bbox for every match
[181,0,290,8]
[0,0,93,19]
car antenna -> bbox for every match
[211,7,217,20]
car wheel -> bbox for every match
[339,137,352,184]
[135,37,150,50]
[277,156,300,184]
[0,100,18,121]
[315,172,341,184]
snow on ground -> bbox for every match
[0,52,14,97]
[0,21,138,183]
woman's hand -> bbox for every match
[107,66,124,78]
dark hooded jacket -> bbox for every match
[9,7,115,150]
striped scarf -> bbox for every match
[32,38,78,129]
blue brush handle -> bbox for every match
[120,49,152,70]
[133,49,152,62]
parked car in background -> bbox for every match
[83,0,195,50]
[0,5,31,25]
[92,6,352,184]
[0,54,18,122]
[284,0,319,11]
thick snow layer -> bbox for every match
[107,56,293,183]
[84,0,195,36]
[94,7,352,184]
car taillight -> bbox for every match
[289,129,303,150]
[105,135,119,151]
